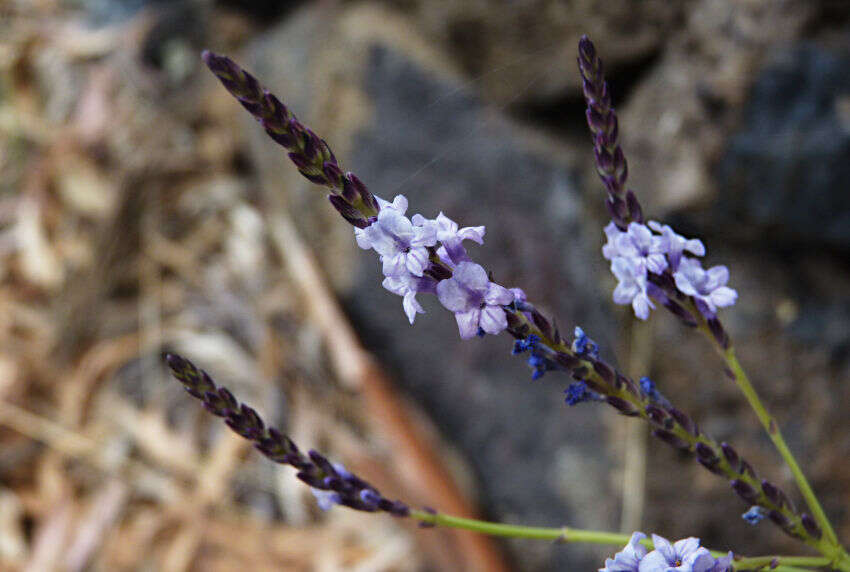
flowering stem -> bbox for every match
[410,510,824,571]
[700,321,848,567]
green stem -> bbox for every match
[714,339,845,564]
[409,509,826,571]
[723,347,836,543]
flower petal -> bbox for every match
[455,309,480,339]
[453,261,489,291]
[484,283,513,306]
[403,292,424,324]
[437,277,473,313]
[479,305,508,335]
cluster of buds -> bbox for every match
[165,354,409,516]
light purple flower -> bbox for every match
[436,261,513,339]
[673,258,737,316]
[414,212,485,265]
[600,532,647,572]
[311,488,341,511]
[355,195,436,277]
[639,535,716,572]
[382,273,436,324]
[611,257,655,320]
[602,221,623,261]
[616,222,668,274]
[648,221,705,270]
[310,462,350,511]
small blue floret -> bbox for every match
[572,326,600,359]
[742,506,767,525]
[565,382,590,405]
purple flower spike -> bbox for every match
[673,258,738,316]
[599,532,647,572]
[639,535,716,572]
[355,195,436,277]
[611,257,655,320]
[436,262,513,339]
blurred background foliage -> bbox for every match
[0,0,848,570]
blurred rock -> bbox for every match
[246,5,619,570]
[620,0,819,215]
[716,42,850,250]
[376,0,684,105]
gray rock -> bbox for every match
[716,43,850,250]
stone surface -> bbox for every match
[716,42,850,251]
[375,0,684,105]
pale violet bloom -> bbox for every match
[648,221,705,270]
[615,222,668,274]
[355,195,436,277]
[602,221,623,261]
[310,462,350,511]
[611,256,655,320]
[599,532,647,572]
[382,273,436,324]
[436,261,514,339]
[673,258,737,316]
[413,212,485,265]
[639,535,716,572]
[310,488,341,511]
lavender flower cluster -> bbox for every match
[354,194,520,339]
[602,221,736,320]
[601,533,733,572]
[189,35,850,571]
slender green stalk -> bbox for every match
[409,509,826,571]
[721,345,838,546]
[699,319,849,568]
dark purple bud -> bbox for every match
[295,471,325,489]
[668,408,698,436]
[586,108,606,133]
[322,161,343,186]
[739,460,757,479]
[217,387,238,411]
[707,318,730,349]
[571,366,588,380]
[592,361,615,385]
[626,190,643,223]
[606,396,639,416]
[645,404,668,426]
[801,513,822,539]
[262,121,294,148]
[761,480,782,507]
[308,450,335,476]
[731,479,759,504]
[652,429,689,451]
[721,442,740,469]
[328,195,367,228]
[662,299,698,327]
[767,510,797,537]
[695,442,718,464]
[696,456,726,475]
[287,151,314,171]
[605,196,628,226]
[554,352,581,370]
[530,309,553,339]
